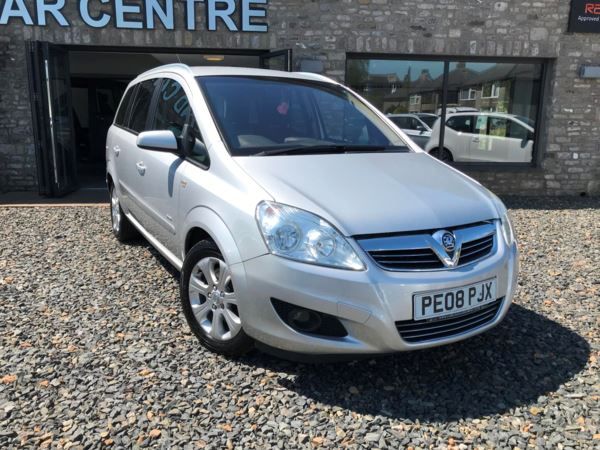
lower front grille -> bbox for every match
[395,298,504,343]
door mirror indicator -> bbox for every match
[137,130,179,153]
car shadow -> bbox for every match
[129,238,181,280]
[133,239,590,421]
[239,304,590,421]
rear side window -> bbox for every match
[114,86,135,127]
[391,117,410,129]
[129,79,160,133]
[447,115,474,133]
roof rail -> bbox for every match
[136,63,194,79]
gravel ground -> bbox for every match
[0,197,598,449]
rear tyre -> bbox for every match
[181,240,254,356]
[430,148,453,163]
[109,184,138,242]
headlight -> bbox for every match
[491,194,515,246]
[256,201,365,271]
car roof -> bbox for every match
[447,112,534,129]
[133,63,337,85]
[449,112,513,117]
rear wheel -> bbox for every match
[109,184,138,242]
[430,148,453,163]
[181,240,254,356]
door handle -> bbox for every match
[472,138,480,143]
[113,146,120,157]
[136,162,146,175]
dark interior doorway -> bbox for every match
[27,43,292,197]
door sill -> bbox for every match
[125,212,183,271]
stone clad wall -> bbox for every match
[0,0,598,195]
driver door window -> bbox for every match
[152,78,208,166]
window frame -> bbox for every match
[409,94,421,105]
[345,52,551,171]
[481,82,501,99]
[459,88,477,101]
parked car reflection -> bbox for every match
[425,112,535,163]
[387,113,434,148]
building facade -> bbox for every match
[0,0,599,196]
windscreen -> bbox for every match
[197,76,408,156]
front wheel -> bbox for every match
[429,148,453,163]
[180,240,254,356]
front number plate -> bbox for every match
[413,278,497,321]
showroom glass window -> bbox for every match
[346,57,544,164]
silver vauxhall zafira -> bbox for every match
[106,65,519,358]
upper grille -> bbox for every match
[369,248,444,270]
[459,234,494,266]
[396,298,504,343]
[357,221,497,271]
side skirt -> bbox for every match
[125,212,183,271]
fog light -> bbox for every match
[271,298,347,338]
[288,308,322,333]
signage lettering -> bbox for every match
[79,0,110,28]
[585,3,600,14]
[569,0,600,33]
[0,0,34,25]
[0,0,268,31]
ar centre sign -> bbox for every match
[0,0,269,32]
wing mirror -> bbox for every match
[137,130,179,153]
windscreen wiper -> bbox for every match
[253,145,410,157]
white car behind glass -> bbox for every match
[425,112,535,163]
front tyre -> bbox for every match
[430,148,453,163]
[181,240,254,356]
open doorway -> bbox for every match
[27,43,292,196]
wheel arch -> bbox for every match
[181,207,246,266]
[429,147,454,161]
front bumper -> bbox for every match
[231,234,519,355]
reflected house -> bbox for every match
[355,73,402,112]
[382,68,443,115]
[354,62,541,121]
[447,63,541,119]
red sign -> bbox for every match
[569,0,600,33]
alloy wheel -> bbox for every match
[111,188,121,233]
[188,256,241,341]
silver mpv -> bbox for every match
[106,65,519,357]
